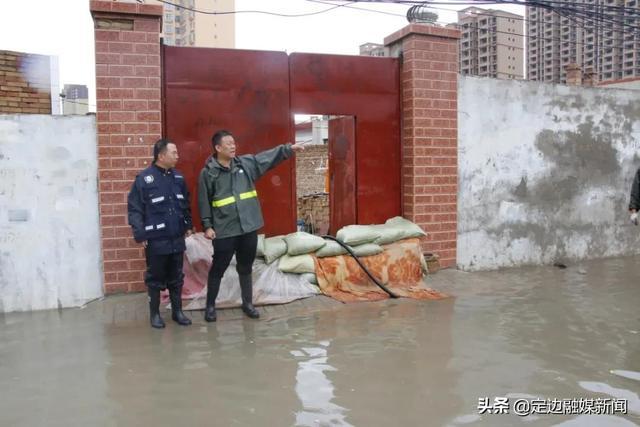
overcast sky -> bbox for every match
[0,0,524,111]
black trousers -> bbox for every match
[144,250,185,291]
[207,231,258,302]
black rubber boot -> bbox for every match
[204,290,217,323]
[169,287,191,326]
[239,274,260,319]
[205,271,220,322]
[148,288,165,329]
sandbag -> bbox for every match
[285,232,326,256]
[315,240,348,258]
[171,233,320,310]
[256,234,266,258]
[301,273,318,285]
[336,225,380,246]
[385,216,427,239]
[278,253,316,274]
[264,236,287,264]
[371,224,406,245]
[350,243,384,257]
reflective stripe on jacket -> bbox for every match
[127,164,192,255]
[198,144,293,238]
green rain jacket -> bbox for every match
[198,144,293,238]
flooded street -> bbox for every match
[1,256,639,426]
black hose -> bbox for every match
[321,235,398,299]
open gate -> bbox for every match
[163,46,400,236]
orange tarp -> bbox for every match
[314,238,447,303]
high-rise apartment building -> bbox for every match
[455,7,524,79]
[527,1,640,83]
[145,0,235,48]
[62,84,89,115]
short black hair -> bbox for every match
[211,130,233,150]
[153,138,174,162]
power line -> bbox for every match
[319,0,640,46]
[428,2,636,33]
[60,98,96,108]
[305,0,408,18]
[155,0,347,17]
[330,0,640,32]
[531,0,640,33]
[475,24,635,50]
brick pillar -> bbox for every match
[90,0,163,294]
[565,63,582,86]
[385,25,460,268]
[583,68,596,87]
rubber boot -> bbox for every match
[239,274,260,319]
[148,288,165,329]
[204,275,219,322]
[204,291,217,322]
[169,287,191,326]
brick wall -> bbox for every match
[0,50,51,114]
[385,25,460,268]
[297,194,329,236]
[295,144,328,198]
[90,0,163,294]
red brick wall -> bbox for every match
[295,144,328,198]
[90,0,163,294]
[0,50,51,114]
[385,25,460,268]
[297,194,329,236]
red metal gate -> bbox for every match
[289,53,401,226]
[328,116,356,235]
[163,47,400,236]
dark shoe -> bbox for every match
[204,304,217,322]
[148,288,165,329]
[151,313,166,329]
[239,274,260,319]
[169,287,191,326]
[241,303,260,319]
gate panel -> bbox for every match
[163,46,295,236]
[289,53,401,225]
[328,116,356,234]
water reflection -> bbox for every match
[293,340,352,427]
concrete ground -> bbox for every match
[1,256,640,426]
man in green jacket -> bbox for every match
[198,130,304,321]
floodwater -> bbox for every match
[1,256,639,426]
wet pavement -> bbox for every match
[1,256,639,426]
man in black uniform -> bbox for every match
[198,130,304,322]
[630,167,640,226]
[128,139,193,329]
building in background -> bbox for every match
[295,116,328,145]
[527,1,640,84]
[145,0,235,48]
[61,84,89,115]
[359,42,387,57]
[452,7,524,80]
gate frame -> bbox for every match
[90,0,459,294]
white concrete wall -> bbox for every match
[458,76,640,270]
[600,80,640,91]
[0,115,102,312]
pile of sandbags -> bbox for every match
[255,217,428,285]
[278,232,325,277]
[316,217,427,258]
[255,232,326,281]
